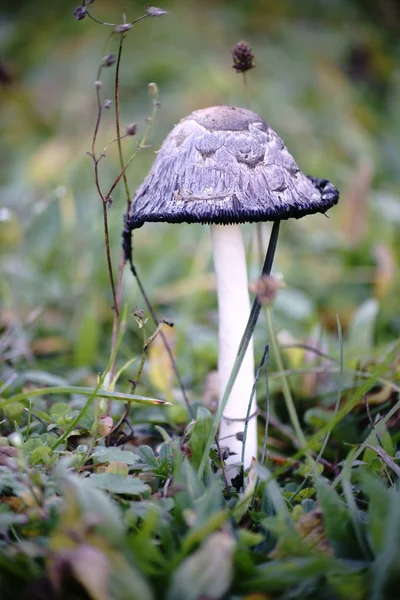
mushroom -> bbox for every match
[124,106,338,477]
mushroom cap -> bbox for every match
[127,106,338,229]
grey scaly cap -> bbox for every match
[127,105,338,229]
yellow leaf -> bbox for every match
[148,323,176,399]
[105,462,129,476]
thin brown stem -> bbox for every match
[92,66,103,157]
[109,252,125,373]
[243,71,251,109]
[93,160,118,317]
[115,33,131,207]
[106,103,159,201]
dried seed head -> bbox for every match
[249,274,284,305]
[102,99,112,109]
[103,54,116,67]
[146,6,169,17]
[132,307,146,328]
[73,6,87,20]
[94,80,103,89]
[148,82,159,98]
[126,123,138,136]
[232,40,255,73]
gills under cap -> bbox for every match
[127,106,339,229]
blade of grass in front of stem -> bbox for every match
[260,346,270,466]
[251,346,270,510]
[241,344,269,466]
[266,306,313,469]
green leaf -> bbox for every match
[237,530,265,547]
[243,557,362,593]
[168,532,235,600]
[129,498,174,520]
[22,437,44,454]
[92,447,140,465]
[315,478,361,558]
[55,463,125,545]
[256,464,289,517]
[360,473,394,555]
[361,473,400,599]
[50,402,71,418]
[1,386,167,408]
[30,445,52,465]
[88,474,149,496]
[304,408,333,429]
[74,302,99,368]
[2,402,24,420]
[136,445,159,470]
[189,407,213,470]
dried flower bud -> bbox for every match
[249,274,284,305]
[97,415,113,436]
[132,307,146,328]
[132,307,145,320]
[103,54,116,67]
[148,82,159,98]
[146,6,168,17]
[232,40,255,73]
[126,123,138,136]
[73,6,87,20]
[115,23,132,33]
[103,99,112,109]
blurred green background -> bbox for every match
[1,0,400,401]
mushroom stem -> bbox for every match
[211,223,256,473]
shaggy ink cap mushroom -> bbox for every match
[127,105,338,230]
[126,105,339,475]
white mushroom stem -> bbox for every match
[210,223,257,475]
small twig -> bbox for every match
[86,11,117,27]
